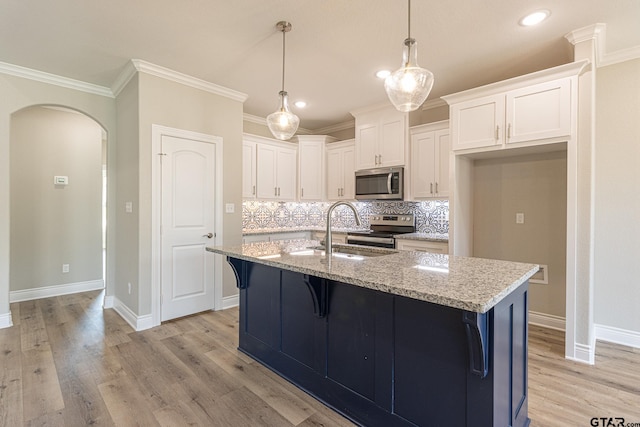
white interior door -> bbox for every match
[161,135,216,321]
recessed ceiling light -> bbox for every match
[519,10,550,26]
[376,70,391,79]
[294,101,307,108]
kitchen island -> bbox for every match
[207,240,538,427]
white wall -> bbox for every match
[594,58,640,334]
[0,73,117,326]
[10,107,103,292]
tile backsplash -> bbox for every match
[243,200,449,234]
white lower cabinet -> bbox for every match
[396,239,449,254]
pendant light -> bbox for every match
[267,21,300,141]
[384,0,434,112]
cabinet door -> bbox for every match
[342,146,356,199]
[326,148,343,200]
[242,141,256,198]
[356,123,378,170]
[434,130,450,198]
[450,94,504,151]
[410,132,436,199]
[506,79,571,145]
[379,115,406,167]
[299,141,324,200]
[256,144,277,199]
[276,147,297,200]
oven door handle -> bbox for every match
[347,235,395,245]
[387,173,393,194]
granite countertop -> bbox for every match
[394,232,449,243]
[207,239,538,313]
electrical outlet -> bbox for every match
[128,282,132,294]
[125,202,133,213]
[516,213,525,224]
[62,264,69,273]
[225,203,235,213]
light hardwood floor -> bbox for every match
[1,290,639,426]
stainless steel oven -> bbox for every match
[355,167,404,200]
[347,214,415,249]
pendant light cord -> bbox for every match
[281,27,286,93]
[407,0,411,39]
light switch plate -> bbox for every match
[516,213,525,224]
[125,202,133,213]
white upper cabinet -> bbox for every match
[326,139,355,200]
[444,62,584,154]
[296,135,336,201]
[245,134,297,201]
[352,104,407,170]
[242,139,257,199]
[409,121,450,199]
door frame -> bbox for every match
[151,124,224,327]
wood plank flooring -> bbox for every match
[1,290,638,426]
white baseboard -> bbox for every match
[111,297,154,332]
[529,311,566,331]
[571,342,596,365]
[0,312,13,329]
[595,324,640,349]
[9,279,104,303]
[103,295,115,309]
[222,294,239,310]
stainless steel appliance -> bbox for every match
[355,167,404,200]
[346,214,415,248]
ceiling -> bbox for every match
[1,1,639,131]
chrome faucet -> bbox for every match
[325,201,361,256]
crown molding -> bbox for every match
[242,113,313,135]
[563,23,640,68]
[110,60,138,97]
[600,45,640,67]
[121,59,248,102]
[312,119,355,135]
[421,98,447,111]
[0,61,114,97]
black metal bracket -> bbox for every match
[302,275,329,318]
[227,257,246,289]
[463,311,489,378]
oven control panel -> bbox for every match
[369,214,415,226]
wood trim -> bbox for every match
[111,296,154,331]
[529,311,566,331]
[595,324,640,349]
[222,294,239,310]
[0,311,12,329]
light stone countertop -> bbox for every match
[207,239,538,313]
[393,232,449,243]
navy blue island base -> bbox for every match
[227,257,531,427]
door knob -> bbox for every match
[202,233,213,238]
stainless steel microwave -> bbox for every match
[355,167,404,200]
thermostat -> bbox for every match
[54,176,69,185]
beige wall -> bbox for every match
[10,107,103,292]
[594,58,640,333]
[115,75,140,311]
[0,73,117,322]
[134,72,244,316]
[472,151,568,317]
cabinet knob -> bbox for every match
[430,182,433,194]
[435,182,438,194]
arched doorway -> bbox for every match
[9,105,107,302]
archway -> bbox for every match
[9,105,108,303]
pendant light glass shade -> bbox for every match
[267,90,300,140]
[384,0,434,112]
[384,38,434,112]
[267,21,299,141]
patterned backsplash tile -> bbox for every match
[243,200,449,234]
